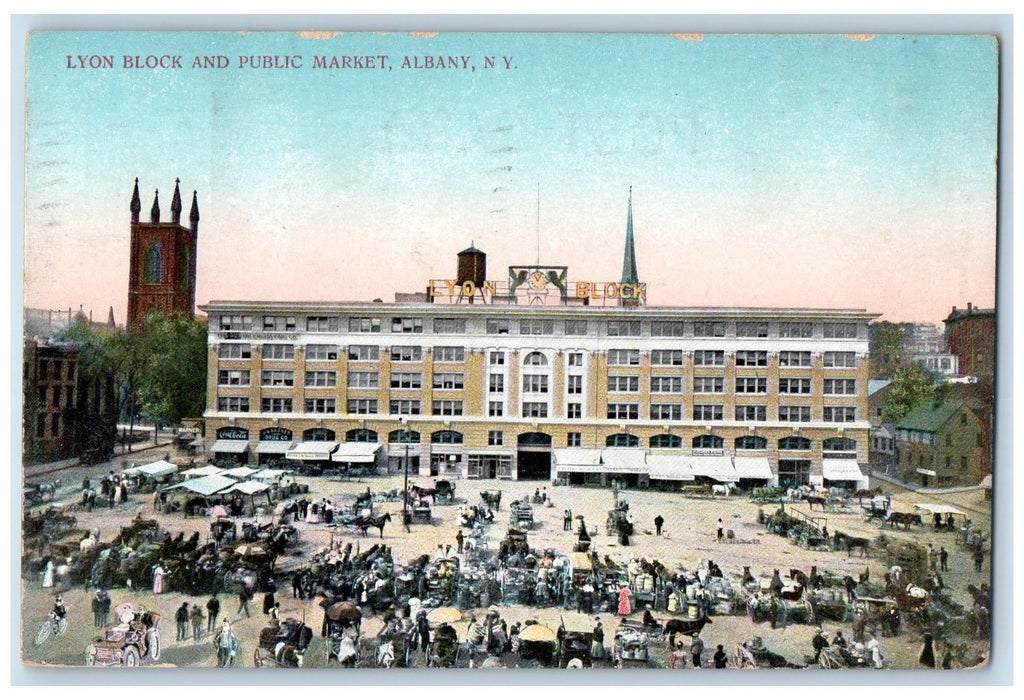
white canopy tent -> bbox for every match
[181,464,226,478]
[167,474,238,496]
[220,466,259,479]
[122,460,178,478]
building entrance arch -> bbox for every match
[516,431,552,480]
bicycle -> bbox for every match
[35,611,68,645]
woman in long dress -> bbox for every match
[42,559,54,588]
[617,585,632,616]
[153,564,166,594]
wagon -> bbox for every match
[323,600,362,666]
[411,499,433,524]
[374,620,415,667]
[253,617,314,668]
[558,612,595,668]
[510,502,534,529]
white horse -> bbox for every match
[80,529,100,553]
[711,483,733,497]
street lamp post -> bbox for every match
[401,418,411,530]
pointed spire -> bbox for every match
[620,186,639,287]
[130,178,141,223]
[107,306,116,328]
[189,190,200,233]
[150,190,160,223]
[170,178,182,224]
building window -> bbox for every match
[145,243,165,283]
[693,320,726,338]
[432,373,465,390]
[346,371,378,389]
[651,376,684,393]
[348,317,382,333]
[650,404,683,420]
[347,345,378,361]
[522,402,549,418]
[778,436,812,450]
[823,379,856,395]
[306,316,340,332]
[692,404,724,421]
[823,352,857,368]
[263,343,295,360]
[779,405,812,422]
[736,435,768,450]
[823,406,857,422]
[650,434,682,449]
[693,434,724,450]
[779,321,813,338]
[693,376,724,394]
[307,344,339,361]
[778,351,812,367]
[567,403,582,419]
[392,317,423,333]
[607,320,642,337]
[650,320,686,337]
[390,346,423,362]
[564,432,581,448]
[260,398,292,413]
[735,377,768,394]
[262,370,295,387]
[735,350,768,367]
[568,352,584,367]
[520,319,556,335]
[390,372,422,389]
[489,351,505,366]
[305,398,336,413]
[432,400,464,416]
[779,378,812,395]
[523,374,549,393]
[489,401,504,417]
[823,437,857,453]
[608,349,641,366]
[218,343,252,360]
[218,369,250,386]
[433,318,465,334]
[778,459,812,487]
[823,322,858,339]
[604,433,638,447]
[567,375,583,394]
[564,320,588,336]
[736,321,769,338]
[608,375,640,392]
[523,351,548,366]
[431,430,464,445]
[389,399,421,415]
[486,318,510,335]
[606,403,639,420]
[651,349,685,366]
[433,346,466,362]
[302,370,335,387]
[489,374,505,392]
[693,350,725,367]
[219,315,253,332]
[488,430,504,446]
[217,397,250,412]
[735,405,767,421]
[262,316,296,332]
[347,399,378,414]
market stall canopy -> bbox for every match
[821,459,866,481]
[979,474,992,489]
[122,460,178,478]
[331,442,382,463]
[252,468,291,482]
[552,448,604,474]
[601,448,647,474]
[208,505,229,518]
[220,466,259,479]
[181,464,225,478]
[559,611,594,634]
[426,607,463,624]
[169,474,238,496]
[519,623,558,643]
[286,441,340,461]
[914,503,967,516]
[689,456,737,483]
[210,439,250,454]
[569,552,593,572]
[733,457,773,480]
[256,440,296,455]
[223,480,271,495]
[646,455,695,481]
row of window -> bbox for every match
[607,403,858,422]
[220,314,860,339]
[217,397,467,415]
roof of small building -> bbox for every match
[867,379,892,396]
[897,401,973,434]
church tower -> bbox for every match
[619,187,641,308]
[126,178,199,330]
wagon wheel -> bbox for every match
[253,647,265,667]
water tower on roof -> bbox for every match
[457,243,487,302]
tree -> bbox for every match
[869,321,910,379]
[136,312,208,425]
[881,362,941,424]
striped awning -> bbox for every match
[286,441,339,461]
[256,440,295,455]
[332,442,381,463]
[211,439,250,454]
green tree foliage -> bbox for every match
[868,321,910,379]
[882,362,941,424]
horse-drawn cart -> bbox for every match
[558,612,595,668]
[410,499,433,525]
[480,489,502,510]
[322,600,362,666]
[253,617,314,668]
[510,501,534,529]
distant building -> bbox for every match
[869,424,895,475]
[944,303,995,379]
[867,379,893,426]
[895,401,986,487]
[903,323,959,379]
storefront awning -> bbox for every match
[647,455,695,481]
[211,439,250,454]
[601,448,647,474]
[822,459,866,481]
[915,468,937,477]
[552,448,604,474]
[169,474,238,496]
[733,456,773,480]
[286,441,340,461]
[690,456,737,483]
[332,442,381,463]
[181,464,225,478]
[256,440,295,455]
[123,460,178,478]
[914,503,966,516]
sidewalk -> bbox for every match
[22,437,177,480]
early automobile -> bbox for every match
[86,605,161,667]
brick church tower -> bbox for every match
[126,178,199,331]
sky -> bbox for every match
[22,31,998,325]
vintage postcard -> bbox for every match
[19,29,997,674]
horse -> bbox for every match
[480,490,502,510]
[39,479,61,501]
[833,531,871,557]
[357,513,392,538]
[711,483,733,497]
[804,495,829,511]
[886,512,923,530]
[79,530,99,553]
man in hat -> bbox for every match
[215,619,240,667]
[654,514,665,536]
[455,529,465,554]
[812,627,830,662]
[175,601,190,641]
[190,603,205,642]
[713,644,728,668]
[206,594,221,633]
[690,633,705,668]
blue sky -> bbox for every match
[24,31,998,323]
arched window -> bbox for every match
[523,351,548,366]
[606,433,639,447]
[303,427,335,442]
[692,434,724,449]
[346,428,378,443]
[388,429,421,444]
[145,243,165,283]
[649,434,682,449]
[778,436,812,451]
[178,244,191,286]
[823,437,857,453]
[431,430,464,445]
[735,435,768,450]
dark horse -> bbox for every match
[833,531,871,557]
[804,495,829,511]
[356,513,392,538]
[886,512,923,530]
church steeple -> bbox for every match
[150,190,160,223]
[189,190,200,234]
[130,178,141,223]
[170,178,182,224]
[619,187,640,306]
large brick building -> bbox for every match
[944,303,995,379]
